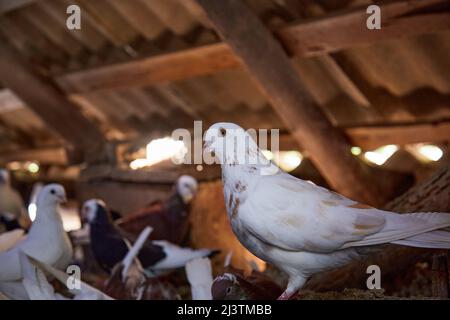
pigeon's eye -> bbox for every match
[50,189,56,195]
[219,128,226,137]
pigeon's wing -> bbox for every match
[136,242,167,269]
[239,174,385,252]
[243,174,450,252]
[148,241,215,270]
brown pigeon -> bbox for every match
[117,175,198,244]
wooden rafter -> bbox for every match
[347,121,450,150]
[2,86,448,152]
[0,39,106,153]
[56,0,450,94]
[195,0,393,205]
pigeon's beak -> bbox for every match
[58,194,67,204]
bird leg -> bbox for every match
[277,290,297,300]
[276,275,306,300]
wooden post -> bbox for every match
[0,38,107,158]
[195,0,389,205]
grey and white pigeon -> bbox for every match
[0,184,73,281]
[204,122,450,300]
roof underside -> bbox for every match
[0,0,449,155]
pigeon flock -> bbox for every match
[0,122,449,300]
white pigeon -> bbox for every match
[204,122,450,299]
[0,184,73,281]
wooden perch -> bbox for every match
[195,0,402,205]
[304,164,450,295]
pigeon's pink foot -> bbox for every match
[277,290,296,300]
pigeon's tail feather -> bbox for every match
[346,211,450,248]
[392,230,450,249]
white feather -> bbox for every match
[151,241,214,270]
[20,251,56,300]
[122,226,152,280]
[185,258,213,300]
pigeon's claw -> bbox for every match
[277,290,296,300]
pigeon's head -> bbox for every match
[0,169,10,185]
[36,184,67,207]
[204,122,260,166]
[211,273,241,300]
[176,175,198,204]
[82,199,111,225]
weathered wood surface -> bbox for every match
[56,0,450,94]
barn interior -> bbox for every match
[0,0,449,300]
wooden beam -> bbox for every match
[0,39,107,152]
[195,0,390,205]
[0,0,36,14]
[347,121,450,150]
[279,121,450,150]
[57,43,239,93]
[56,0,450,94]
[0,147,67,165]
[279,0,450,57]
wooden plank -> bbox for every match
[195,0,390,205]
[278,0,450,57]
[280,121,450,150]
[0,0,36,14]
[0,147,67,165]
[56,0,450,94]
[0,40,106,151]
[347,121,450,150]
[56,43,240,93]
